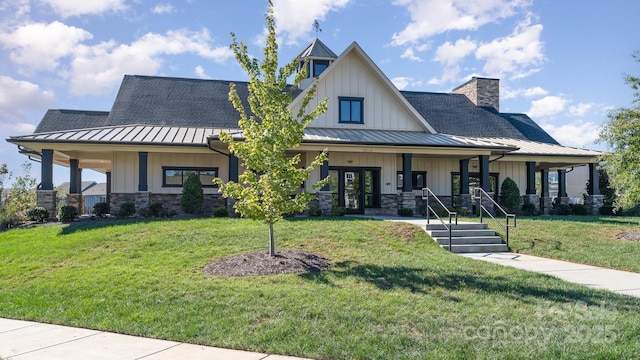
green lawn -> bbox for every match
[1,218,639,359]
[503,216,640,273]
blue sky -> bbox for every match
[0,0,638,186]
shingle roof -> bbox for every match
[34,110,109,133]
[497,112,559,145]
[401,91,532,140]
[296,38,338,59]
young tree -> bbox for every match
[598,51,640,209]
[215,1,328,256]
[6,162,36,220]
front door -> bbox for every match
[329,167,380,214]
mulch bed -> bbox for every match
[616,230,640,242]
[203,249,331,277]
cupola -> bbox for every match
[296,38,337,89]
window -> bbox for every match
[313,60,329,77]
[162,167,218,187]
[397,171,427,190]
[339,97,364,123]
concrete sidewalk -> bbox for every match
[0,318,310,360]
[461,252,640,298]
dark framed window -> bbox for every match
[339,97,364,123]
[162,167,218,187]
[397,171,427,190]
[313,60,330,77]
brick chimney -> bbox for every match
[452,77,500,112]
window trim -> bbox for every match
[338,97,364,124]
[162,166,219,188]
[396,171,427,190]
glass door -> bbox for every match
[343,170,362,213]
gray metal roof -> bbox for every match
[477,137,600,157]
[296,38,338,59]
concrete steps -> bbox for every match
[425,222,508,253]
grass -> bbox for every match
[1,217,639,359]
[498,215,640,273]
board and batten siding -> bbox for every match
[111,152,228,194]
[298,51,424,132]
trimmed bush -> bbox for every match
[572,203,589,215]
[553,204,572,216]
[521,202,537,216]
[456,207,470,217]
[149,202,164,217]
[307,205,322,217]
[58,205,77,222]
[181,172,204,214]
[499,177,521,212]
[398,207,414,217]
[417,204,429,217]
[213,206,229,218]
[93,202,110,217]
[117,202,136,218]
[0,212,19,230]
[331,206,346,217]
[599,205,615,216]
[27,207,49,222]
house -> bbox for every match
[6,39,603,218]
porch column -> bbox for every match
[136,152,150,214]
[400,153,415,212]
[67,159,84,215]
[37,149,56,220]
[318,152,332,215]
[458,159,471,212]
[523,161,539,213]
[106,171,112,210]
[138,152,148,192]
[479,155,490,192]
[540,169,552,214]
[557,169,569,204]
[228,154,239,183]
[585,163,604,214]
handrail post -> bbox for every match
[479,190,483,223]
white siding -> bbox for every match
[297,51,425,132]
[410,157,459,197]
[112,152,138,193]
[490,161,527,195]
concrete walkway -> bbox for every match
[0,318,310,360]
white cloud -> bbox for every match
[153,3,174,14]
[475,15,545,79]
[541,120,600,148]
[39,0,127,17]
[527,95,567,118]
[433,37,477,66]
[568,102,594,117]
[502,86,548,99]
[427,65,462,85]
[391,77,411,90]
[400,47,422,62]
[68,28,233,95]
[0,76,53,131]
[271,0,350,45]
[0,21,92,73]
[391,0,530,46]
[194,65,210,79]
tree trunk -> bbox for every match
[269,223,275,256]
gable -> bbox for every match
[291,42,434,133]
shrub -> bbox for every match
[307,205,322,217]
[398,207,414,217]
[0,212,19,230]
[331,206,346,217]
[117,202,136,218]
[572,203,589,215]
[149,202,164,217]
[181,172,204,214]
[553,203,572,216]
[58,205,77,222]
[599,205,614,216]
[521,202,537,216]
[499,177,521,212]
[93,202,110,217]
[456,207,470,217]
[27,207,49,222]
[213,206,229,218]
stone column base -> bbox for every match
[37,190,57,221]
[317,191,333,216]
[479,192,495,216]
[457,194,472,214]
[558,197,571,205]
[226,197,238,217]
[585,195,604,215]
[522,194,540,214]
[66,193,84,216]
[540,197,553,215]
[135,191,151,214]
[400,192,416,212]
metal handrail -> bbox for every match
[422,188,458,251]
[473,187,516,249]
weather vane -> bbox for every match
[313,20,322,35]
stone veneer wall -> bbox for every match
[149,193,225,216]
[110,193,135,215]
[36,190,57,220]
[66,194,84,215]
